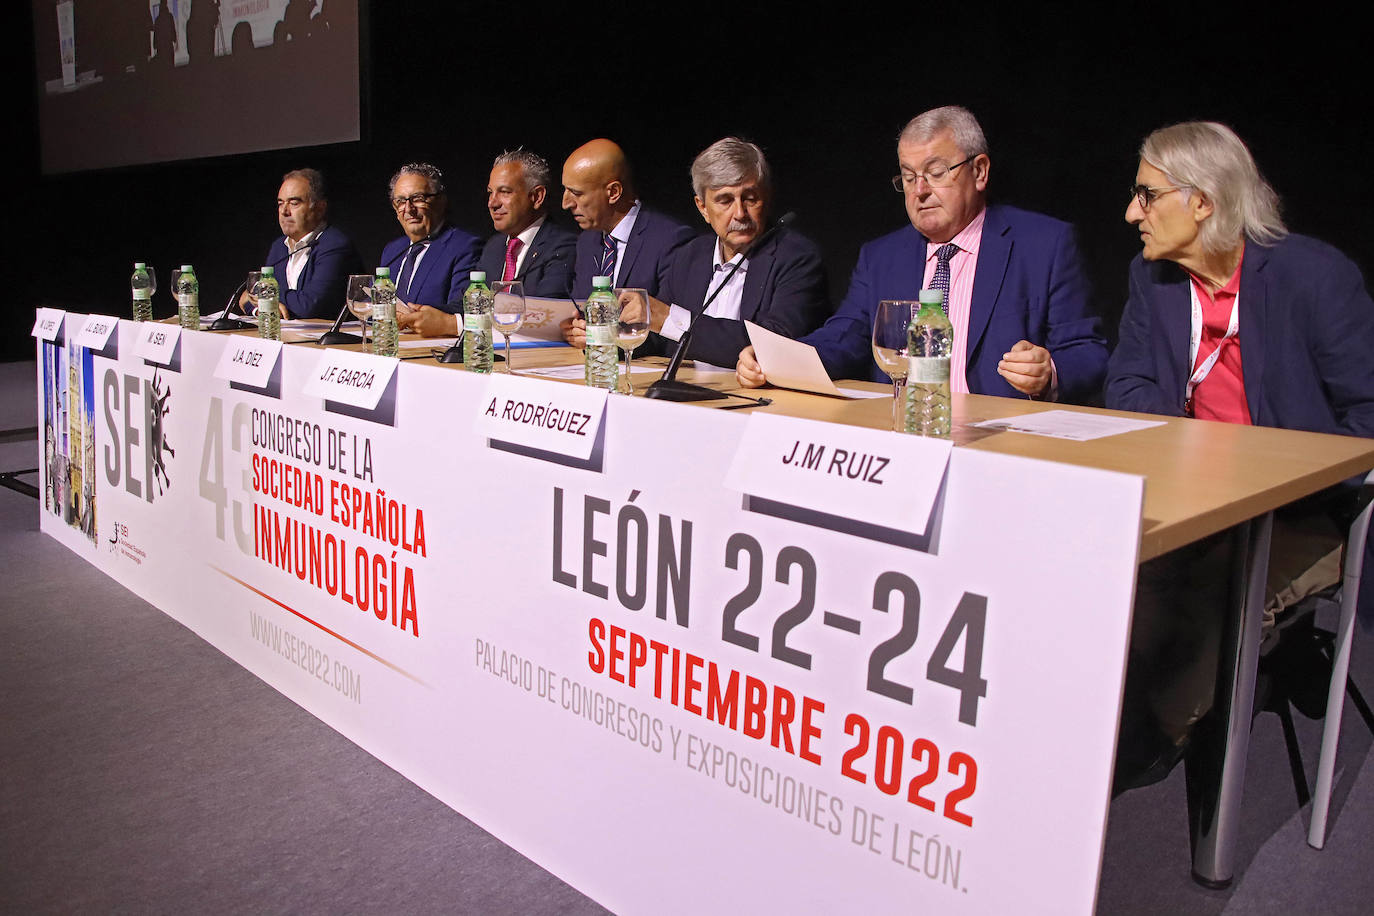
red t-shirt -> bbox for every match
[1188,251,1251,424]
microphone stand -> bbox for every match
[645,213,795,402]
[206,279,253,331]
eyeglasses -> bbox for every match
[1129,184,1189,210]
[891,156,975,192]
[391,192,441,211]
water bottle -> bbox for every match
[131,262,153,322]
[254,267,281,340]
[904,288,952,438]
[176,264,199,330]
[463,271,494,372]
[583,276,619,389]
[371,267,399,358]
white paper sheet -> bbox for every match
[974,409,1166,441]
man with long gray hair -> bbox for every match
[1107,121,1374,790]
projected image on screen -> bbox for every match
[33,1,361,174]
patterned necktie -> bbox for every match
[503,236,523,281]
[930,243,958,314]
[397,240,427,300]
[599,233,618,282]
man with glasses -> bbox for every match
[254,168,363,319]
[380,163,482,325]
[401,150,576,337]
[735,106,1107,402]
[1106,121,1374,789]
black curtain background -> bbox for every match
[8,2,1371,363]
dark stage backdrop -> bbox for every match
[8,3,1371,365]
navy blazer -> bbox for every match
[379,224,483,314]
[654,227,830,367]
[475,218,578,298]
[264,225,364,319]
[803,204,1108,403]
[571,206,694,300]
[1106,235,1374,437]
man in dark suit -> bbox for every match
[401,150,576,337]
[558,139,693,347]
[257,168,363,319]
[381,163,481,323]
[735,106,1107,402]
[1106,121,1374,790]
[631,137,829,368]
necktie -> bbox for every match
[599,233,618,282]
[397,240,426,300]
[503,236,523,281]
[930,243,957,314]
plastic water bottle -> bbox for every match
[904,288,952,438]
[176,264,199,330]
[583,276,619,389]
[371,267,398,358]
[463,271,494,372]
[131,262,153,322]
[254,266,281,340]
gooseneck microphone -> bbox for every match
[645,212,796,402]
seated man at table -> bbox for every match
[735,106,1108,402]
[399,150,576,338]
[258,168,363,319]
[558,138,694,347]
[381,163,482,322]
[633,137,830,368]
[1107,121,1374,789]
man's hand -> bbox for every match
[997,339,1052,397]
[736,345,768,388]
[561,316,587,349]
[398,306,458,338]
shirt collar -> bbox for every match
[609,200,642,246]
[513,215,544,249]
[287,225,325,254]
[713,238,748,273]
[925,207,985,262]
[1188,243,1246,304]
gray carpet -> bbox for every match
[3,357,1372,913]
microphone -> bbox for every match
[645,212,796,402]
[209,236,319,332]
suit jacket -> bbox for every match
[379,224,482,314]
[1106,234,1374,437]
[654,227,831,367]
[264,225,364,320]
[476,218,578,299]
[803,204,1108,403]
[571,206,694,300]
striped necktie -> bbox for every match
[599,233,618,282]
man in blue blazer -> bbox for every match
[259,168,363,319]
[629,137,829,368]
[735,107,1107,402]
[380,163,481,319]
[1106,121,1374,790]
[401,150,576,337]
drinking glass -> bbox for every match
[614,287,650,395]
[244,270,261,315]
[146,266,158,299]
[169,268,182,302]
[492,281,526,372]
[873,299,917,431]
[346,274,373,347]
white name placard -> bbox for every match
[134,322,182,365]
[303,348,399,409]
[725,411,952,534]
[475,371,608,460]
[214,337,283,389]
[74,314,120,351]
[32,308,65,341]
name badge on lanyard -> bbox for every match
[1184,281,1239,417]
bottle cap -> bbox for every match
[376,267,391,278]
[470,271,487,282]
[181,264,193,272]
[134,262,146,269]
[261,266,274,277]
[592,276,612,289]
[918,289,944,306]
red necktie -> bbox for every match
[503,237,523,281]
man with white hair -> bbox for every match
[1107,121,1374,790]
[736,105,1107,401]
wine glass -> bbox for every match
[873,299,917,431]
[169,268,182,304]
[346,274,373,347]
[244,270,261,316]
[492,281,526,372]
[614,287,650,395]
[146,266,158,299]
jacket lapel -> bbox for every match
[1238,242,1268,424]
[407,227,444,297]
[739,234,776,321]
[966,208,1009,360]
[618,216,647,287]
[517,222,547,281]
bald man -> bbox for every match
[560,138,693,347]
